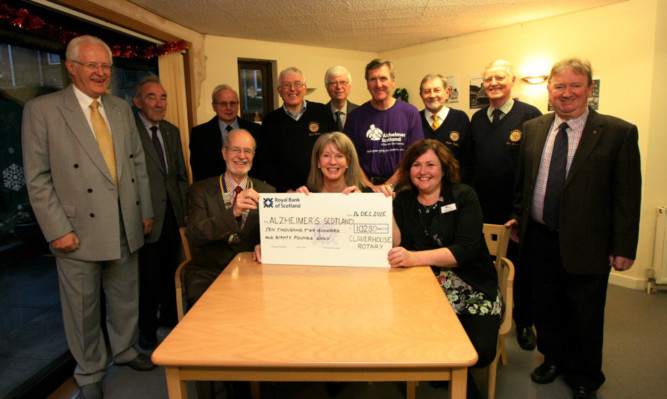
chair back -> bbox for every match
[482,224,515,336]
[175,227,191,321]
[179,226,191,263]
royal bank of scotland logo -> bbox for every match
[263,198,274,208]
[366,124,383,141]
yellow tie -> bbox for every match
[431,114,440,130]
[90,101,117,185]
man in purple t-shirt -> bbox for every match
[344,59,424,192]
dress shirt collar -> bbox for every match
[554,107,589,129]
[73,85,104,112]
[487,98,514,122]
[283,100,308,121]
[424,107,451,125]
[137,112,158,132]
[218,117,240,133]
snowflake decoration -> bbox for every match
[3,163,25,192]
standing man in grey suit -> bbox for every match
[22,35,155,399]
[324,65,358,131]
[189,84,261,181]
[507,58,641,399]
[132,76,188,350]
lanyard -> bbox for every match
[219,175,254,232]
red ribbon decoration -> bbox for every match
[0,0,187,58]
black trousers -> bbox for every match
[523,220,608,390]
[508,239,533,328]
[138,201,181,337]
[458,313,500,369]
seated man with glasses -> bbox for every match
[325,65,358,130]
[189,84,261,181]
[184,129,274,399]
[255,67,334,192]
[184,129,274,305]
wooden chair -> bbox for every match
[482,223,515,399]
[175,227,191,321]
[406,224,515,399]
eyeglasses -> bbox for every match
[484,75,508,84]
[213,101,239,108]
[71,60,112,71]
[278,82,305,90]
[226,146,255,156]
[326,81,349,87]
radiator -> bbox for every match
[653,206,667,284]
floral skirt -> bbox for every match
[434,269,503,316]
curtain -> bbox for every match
[158,52,192,183]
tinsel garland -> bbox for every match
[0,0,187,58]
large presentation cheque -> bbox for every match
[259,193,392,267]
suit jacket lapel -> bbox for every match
[565,109,603,186]
[61,86,115,183]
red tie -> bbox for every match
[232,186,243,206]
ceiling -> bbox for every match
[128,0,622,52]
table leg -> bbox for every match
[406,381,418,399]
[449,367,468,399]
[164,367,188,399]
[250,381,261,399]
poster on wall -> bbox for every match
[445,75,460,104]
[469,73,487,109]
[549,79,600,111]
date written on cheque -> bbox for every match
[352,211,387,217]
[353,224,390,234]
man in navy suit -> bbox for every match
[507,58,641,399]
[324,65,358,130]
[189,84,261,181]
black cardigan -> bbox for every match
[393,183,498,298]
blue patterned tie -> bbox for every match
[543,122,569,229]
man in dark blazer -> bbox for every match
[189,84,261,181]
[132,76,189,350]
[418,73,473,183]
[184,129,274,305]
[507,58,641,399]
[22,35,155,399]
[324,65,358,130]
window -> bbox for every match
[0,2,157,395]
[237,59,274,121]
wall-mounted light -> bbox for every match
[521,75,548,84]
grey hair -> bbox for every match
[133,75,161,99]
[66,35,112,63]
[212,84,236,102]
[324,65,351,85]
[279,67,305,85]
[483,59,514,79]
[419,74,448,92]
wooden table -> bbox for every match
[152,252,477,399]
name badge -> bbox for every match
[441,203,457,214]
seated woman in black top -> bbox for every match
[388,139,500,399]
[295,132,370,194]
